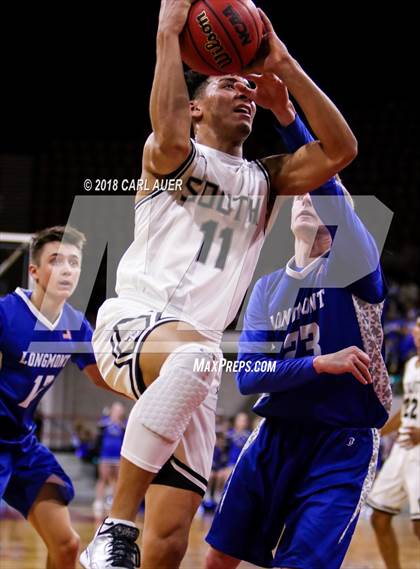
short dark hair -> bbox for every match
[30,225,86,264]
[184,70,210,100]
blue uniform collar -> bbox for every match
[15,287,64,331]
[285,251,330,281]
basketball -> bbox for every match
[180,0,264,76]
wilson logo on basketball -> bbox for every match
[222,5,252,47]
[196,11,233,70]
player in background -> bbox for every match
[220,412,251,486]
[202,413,251,512]
[0,226,116,569]
[206,99,390,568]
[81,1,358,568]
[93,402,126,518]
[367,315,420,569]
[200,430,227,513]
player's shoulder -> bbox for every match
[0,292,12,334]
[142,134,195,180]
[0,290,36,345]
[0,287,27,305]
[0,289,18,310]
[0,288,31,320]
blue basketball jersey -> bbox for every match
[0,288,96,443]
[237,179,391,429]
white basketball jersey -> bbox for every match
[400,355,420,430]
[115,141,271,335]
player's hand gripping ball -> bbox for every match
[180,0,263,75]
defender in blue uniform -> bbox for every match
[206,104,391,567]
[0,226,111,569]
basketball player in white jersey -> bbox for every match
[367,315,420,569]
[81,1,358,568]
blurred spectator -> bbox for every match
[384,280,418,382]
[93,402,126,517]
[201,431,227,513]
[218,412,252,491]
[72,423,95,462]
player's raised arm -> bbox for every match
[273,108,384,300]
[144,0,194,177]
[244,10,357,195]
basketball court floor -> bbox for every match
[1,504,419,568]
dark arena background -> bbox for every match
[1,3,419,568]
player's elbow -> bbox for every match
[332,136,358,170]
[92,376,105,388]
[89,375,102,389]
[85,366,107,389]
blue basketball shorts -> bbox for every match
[0,435,74,518]
[206,418,379,569]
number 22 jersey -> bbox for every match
[397,355,420,453]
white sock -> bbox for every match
[104,516,137,528]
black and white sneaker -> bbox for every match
[80,518,140,569]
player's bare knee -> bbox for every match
[146,532,188,564]
[205,547,239,569]
[51,531,80,564]
[64,532,80,559]
[371,509,392,532]
[413,521,420,540]
[164,534,188,562]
